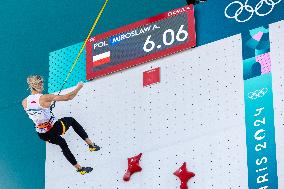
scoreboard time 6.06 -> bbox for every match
[86,5,196,80]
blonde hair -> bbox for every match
[27,75,44,92]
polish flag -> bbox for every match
[93,51,110,67]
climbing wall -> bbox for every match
[48,42,86,93]
[271,20,284,188]
[46,21,284,189]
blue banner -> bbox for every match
[242,26,278,188]
[196,0,284,45]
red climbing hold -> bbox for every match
[123,153,143,181]
[173,162,195,189]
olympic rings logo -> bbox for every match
[224,0,282,23]
[248,88,268,100]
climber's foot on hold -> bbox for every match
[77,167,93,175]
[89,143,101,152]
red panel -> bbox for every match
[143,67,160,87]
[86,5,195,80]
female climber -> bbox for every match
[22,75,100,175]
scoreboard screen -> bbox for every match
[86,5,196,80]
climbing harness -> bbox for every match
[37,121,53,131]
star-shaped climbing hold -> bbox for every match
[123,153,142,181]
[173,162,195,189]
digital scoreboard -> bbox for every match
[86,5,196,80]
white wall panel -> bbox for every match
[271,20,284,188]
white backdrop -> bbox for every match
[45,20,284,189]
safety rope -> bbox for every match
[50,0,109,112]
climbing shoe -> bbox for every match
[77,167,93,175]
[89,143,101,152]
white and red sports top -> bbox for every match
[25,94,57,133]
